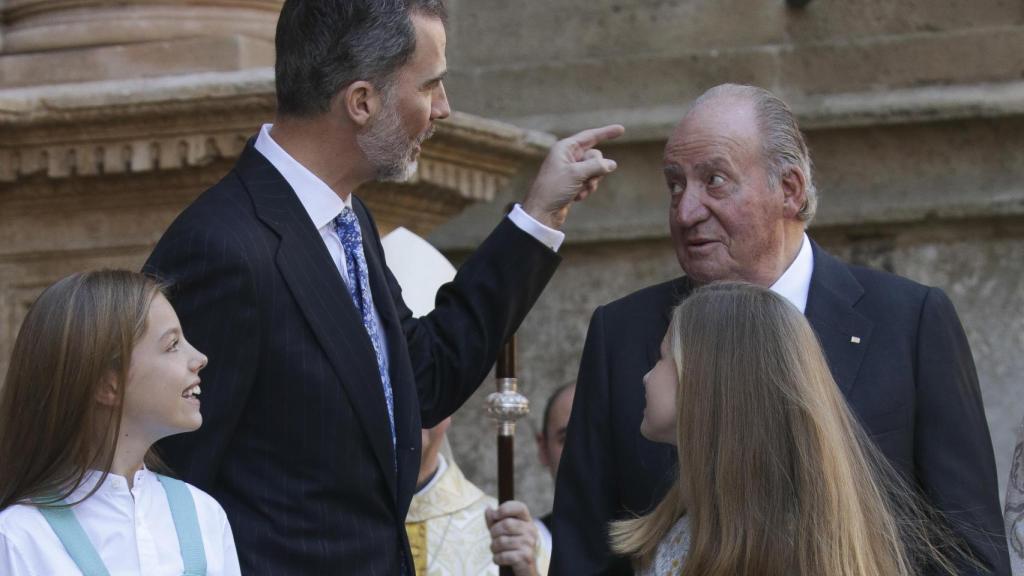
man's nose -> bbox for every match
[674,189,709,228]
[432,82,451,121]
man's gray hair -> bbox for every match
[692,84,818,225]
[274,0,447,118]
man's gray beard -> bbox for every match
[357,99,419,183]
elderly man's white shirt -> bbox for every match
[0,469,240,575]
[770,233,813,314]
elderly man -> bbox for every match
[145,0,622,573]
[551,84,1010,575]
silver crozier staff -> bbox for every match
[487,336,528,576]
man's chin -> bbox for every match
[376,159,418,183]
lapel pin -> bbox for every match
[850,336,861,344]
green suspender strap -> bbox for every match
[156,474,208,576]
[36,504,112,576]
[37,476,207,576]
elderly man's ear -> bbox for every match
[780,166,808,220]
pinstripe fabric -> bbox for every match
[145,140,560,575]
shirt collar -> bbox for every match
[70,466,153,500]
[254,123,350,230]
[769,232,814,314]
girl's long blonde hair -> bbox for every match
[610,282,962,575]
[0,270,166,510]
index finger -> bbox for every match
[565,124,625,151]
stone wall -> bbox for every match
[433,0,1024,517]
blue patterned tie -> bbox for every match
[334,207,397,452]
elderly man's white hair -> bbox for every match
[689,83,818,226]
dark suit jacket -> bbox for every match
[551,241,1010,575]
[144,142,559,575]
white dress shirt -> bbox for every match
[769,233,814,314]
[0,469,241,576]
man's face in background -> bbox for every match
[538,385,575,482]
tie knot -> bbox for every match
[335,206,362,250]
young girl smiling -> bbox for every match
[0,270,240,575]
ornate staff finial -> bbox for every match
[487,341,530,438]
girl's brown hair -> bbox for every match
[0,270,165,510]
[610,282,962,575]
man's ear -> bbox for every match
[339,80,380,128]
[95,371,120,407]
[780,166,807,219]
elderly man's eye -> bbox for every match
[667,181,684,196]
[708,174,725,186]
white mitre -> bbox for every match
[381,226,458,459]
[381,226,456,318]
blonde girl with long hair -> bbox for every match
[0,270,241,575]
[610,282,962,576]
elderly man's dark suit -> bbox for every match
[551,241,1010,575]
[145,142,559,575]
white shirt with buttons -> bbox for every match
[0,468,241,576]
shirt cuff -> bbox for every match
[507,204,565,252]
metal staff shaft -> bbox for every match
[487,336,528,576]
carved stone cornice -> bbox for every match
[0,69,555,233]
[2,0,282,53]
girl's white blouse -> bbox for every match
[0,469,241,576]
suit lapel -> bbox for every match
[351,199,420,496]
[237,143,398,498]
[804,241,873,395]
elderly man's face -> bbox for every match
[663,97,790,286]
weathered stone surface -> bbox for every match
[445,0,1024,147]
[0,36,274,88]
[1,0,280,54]
[446,0,786,67]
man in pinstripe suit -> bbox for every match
[144,1,623,573]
